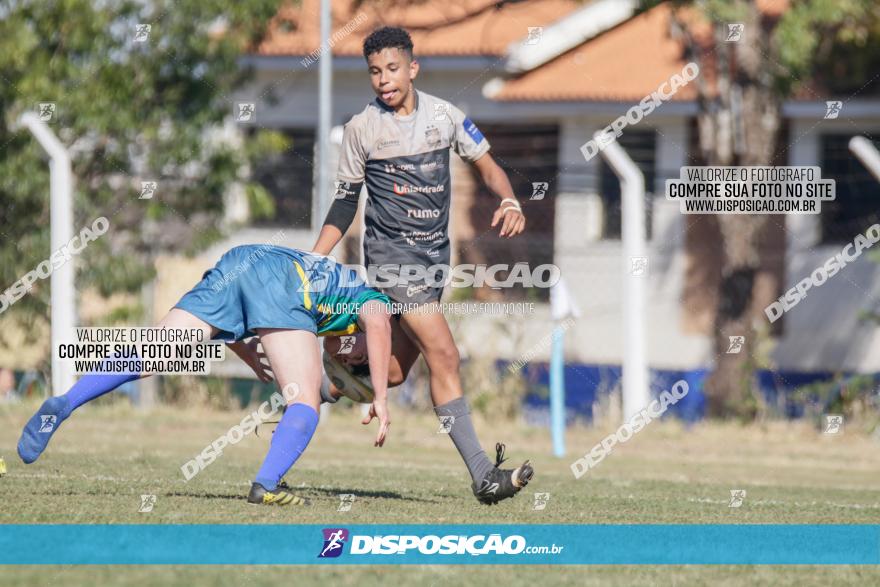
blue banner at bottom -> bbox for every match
[0,524,878,565]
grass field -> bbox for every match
[1,398,879,586]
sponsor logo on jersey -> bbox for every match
[420,160,443,172]
[377,138,400,151]
[406,208,441,219]
[432,103,451,121]
[463,117,485,144]
[393,183,445,195]
[384,162,416,173]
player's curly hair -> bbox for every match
[362,26,414,60]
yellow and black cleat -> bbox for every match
[247,481,309,506]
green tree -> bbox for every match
[653,0,880,417]
[0,0,287,344]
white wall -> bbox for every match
[771,118,880,373]
[551,116,711,369]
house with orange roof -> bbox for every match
[192,0,880,410]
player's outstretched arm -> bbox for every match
[226,338,274,383]
[312,224,345,256]
[357,300,392,447]
[472,153,526,238]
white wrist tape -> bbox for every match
[499,198,522,213]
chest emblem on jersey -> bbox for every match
[425,126,441,147]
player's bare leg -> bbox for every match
[247,328,321,506]
[399,305,533,505]
[17,309,216,464]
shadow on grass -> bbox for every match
[163,487,439,503]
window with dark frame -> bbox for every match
[465,123,559,302]
[819,134,880,244]
[599,129,657,240]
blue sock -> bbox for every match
[255,403,319,490]
[64,372,140,416]
[65,351,142,415]
[18,355,142,464]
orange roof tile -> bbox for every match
[257,0,581,57]
[492,3,703,102]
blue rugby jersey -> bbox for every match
[265,246,390,336]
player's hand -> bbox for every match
[241,338,274,383]
[491,202,526,238]
[361,398,390,447]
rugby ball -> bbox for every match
[322,353,375,403]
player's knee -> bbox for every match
[427,343,459,373]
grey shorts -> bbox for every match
[377,281,443,306]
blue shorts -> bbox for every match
[174,246,316,341]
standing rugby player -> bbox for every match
[312,27,532,505]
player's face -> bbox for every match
[366,48,418,109]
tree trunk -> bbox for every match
[679,1,784,417]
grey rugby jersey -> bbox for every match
[334,90,490,274]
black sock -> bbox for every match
[434,397,494,483]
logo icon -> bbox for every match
[406,283,430,298]
[139,181,158,200]
[823,414,844,435]
[533,492,550,511]
[338,336,356,355]
[37,102,56,122]
[728,489,746,508]
[334,180,354,200]
[425,126,441,147]
[235,102,256,124]
[479,480,500,495]
[39,415,57,433]
[134,24,151,42]
[318,528,349,558]
[530,182,549,201]
[433,103,450,121]
[437,415,455,434]
[726,335,745,354]
[139,494,157,513]
[337,494,356,512]
[630,256,648,276]
[726,24,744,42]
[296,257,333,294]
[526,27,543,45]
[824,101,843,120]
